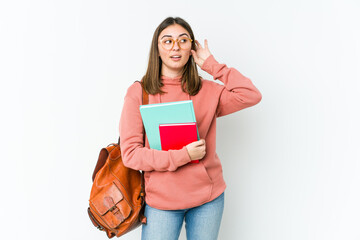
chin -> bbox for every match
[166,62,185,68]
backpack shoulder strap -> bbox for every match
[135,81,148,144]
[139,81,149,105]
[117,81,149,145]
[134,81,148,199]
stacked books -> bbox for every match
[139,100,200,163]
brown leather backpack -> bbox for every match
[88,81,148,238]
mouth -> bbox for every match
[170,55,182,61]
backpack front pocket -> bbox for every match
[90,182,132,229]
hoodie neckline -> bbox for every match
[160,75,182,85]
[158,75,191,103]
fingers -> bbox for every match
[195,39,208,49]
[195,40,202,49]
[194,41,199,50]
[192,139,205,146]
[191,50,198,61]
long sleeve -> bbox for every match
[200,55,262,117]
[119,84,192,172]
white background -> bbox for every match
[1,0,359,239]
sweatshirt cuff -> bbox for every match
[200,54,218,74]
[180,145,192,165]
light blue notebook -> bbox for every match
[139,100,200,150]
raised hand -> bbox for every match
[190,39,212,69]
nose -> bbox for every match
[172,40,180,50]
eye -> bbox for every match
[163,39,173,44]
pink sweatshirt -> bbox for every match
[119,54,262,210]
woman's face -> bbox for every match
[158,24,192,76]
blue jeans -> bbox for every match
[141,191,225,240]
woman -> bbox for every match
[119,16,262,240]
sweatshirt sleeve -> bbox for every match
[119,83,192,172]
[200,55,262,118]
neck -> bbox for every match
[161,65,183,78]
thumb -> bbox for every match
[191,50,198,61]
[193,139,204,146]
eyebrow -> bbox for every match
[161,33,189,39]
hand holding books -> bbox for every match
[185,139,206,162]
[140,100,203,164]
[159,122,201,163]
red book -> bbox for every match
[159,122,199,163]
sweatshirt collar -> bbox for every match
[158,75,191,103]
[160,75,182,85]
